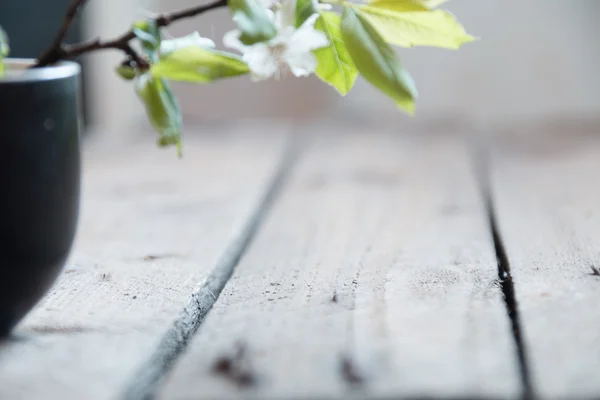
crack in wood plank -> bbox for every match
[470,138,534,400]
[120,135,301,400]
[481,132,600,399]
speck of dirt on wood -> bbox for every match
[331,292,338,303]
[132,295,137,299]
[143,253,180,262]
[99,272,111,281]
[340,355,364,386]
[270,282,281,286]
[591,266,600,276]
[211,342,256,387]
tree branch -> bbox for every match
[34,0,228,68]
[155,0,228,27]
[35,0,88,67]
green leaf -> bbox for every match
[228,0,277,45]
[296,0,318,28]
[0,26,9,76]
[341,7,417,114]
[0,26,8,57]
[133,19,161,61]
[134,73,183,155]
[313,12,357,95]
[151,46,249,83]
[364,0,428,12]
[355,4,476,49]
[115,64,136,80]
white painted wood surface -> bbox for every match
[0,126,288,400]
[159,129,520,400]
[489,131,600,399]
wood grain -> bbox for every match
[159,129,520,400]
[0,125,289,400]
[489,132,600,399]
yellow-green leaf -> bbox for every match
[422,0,448,8]
[151,47,249,83]
[341,7,417,114]
[356,5,476,49]
[314,12,358,95]
[135,73,183,155]
[365,0,428,11]
[366,0,448,9]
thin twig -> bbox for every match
[155,0,228,26]
[34,0,228,68]
[36,0,88,67]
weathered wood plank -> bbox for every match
[0,125,289,400]
[159,129,520,400]
[489,131,600,399]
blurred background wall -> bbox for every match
[5,0,600,132]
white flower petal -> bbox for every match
[284,50,318,77]
[287,14,329,53]
[223,29,247,53]
[160,32,215,56]
[277,0,297,28]
[266,8,276,22]
[243,43,279,80]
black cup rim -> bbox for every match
[0,58,80,83]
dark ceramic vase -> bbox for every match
[0,59,81,336]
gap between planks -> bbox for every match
[470,136,534,400]
[480,130,600,400]
[120,131,303,400]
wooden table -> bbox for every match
[1,123,599,400]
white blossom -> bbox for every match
[223,0,329,80]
